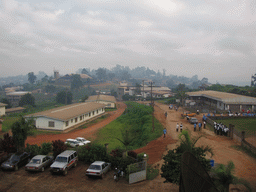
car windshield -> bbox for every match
[55,156,67,162]
[89,165,101,170]
[9,154,20,161]
[31,159,41,164]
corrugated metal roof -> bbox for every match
[26,102,106,121]
[87,95,117,102]
[186,90,256,104]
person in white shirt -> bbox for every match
[180,123,183,132]
[176,123,179,132]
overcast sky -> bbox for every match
[1,0,256,85]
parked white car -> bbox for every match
[65,139,84,147]
[86,161,111,178]
[75,137,91,145]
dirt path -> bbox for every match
[153,102,256,191]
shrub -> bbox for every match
[40,142,52,155]
[25,143,41,157]
[78,143,108,163]
[52,140,67,158]
[110,148,124,158]
[147,165,159,180]
[0,133,16,153]
[127,150,137,159]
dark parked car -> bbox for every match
[1,152,31,171]
[25,155,54,172]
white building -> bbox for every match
[0,103,7,116]
[25,102,106,131]
[86,95,116,108]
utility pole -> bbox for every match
[149,81,155,132]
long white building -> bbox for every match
[25,102,106,131]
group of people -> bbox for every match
[213,122,229,136]
[176,123,183,132]
[169,104,178,111]
[193,121,206,131]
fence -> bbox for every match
[127,160,147,184]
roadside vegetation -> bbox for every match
[94,101,163,152]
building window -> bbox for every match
[89,113,91,117]
[97,110,98,114]
[66,121,69,127]
[75,118,77,123]
[48,121,55,127]
[80,116,82,121]
[71,119,73,123]
[92,111,95,115]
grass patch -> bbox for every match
[94,102,163,152]
[215,118,256,134]
[105,108,117,112]
[231,145,256,159]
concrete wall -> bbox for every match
[0,106,5,116]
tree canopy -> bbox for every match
[19,93,35,107]
[28,72,37,84]
[161,130,213,184]
[56,90,72,104]
[11,116,35,152]
[71,74,83,90]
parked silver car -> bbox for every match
[25,155,54,172]
[65,139,84,147]
[86,161,111,178]
[50,150,78,175]
[75,137,91,145]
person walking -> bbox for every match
[163,128,167,138]
[194,123,197,132]
[198,122,202,131]
[203,121,206,129]
[176,123,179,132]
[180,123,183,132]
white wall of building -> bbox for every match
[0,106,6,116]
[34,107,105,131]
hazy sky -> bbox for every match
[1,0,256,85]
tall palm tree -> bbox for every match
[211,161,251,192]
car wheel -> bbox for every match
[63,168,68,176]
[14,165,18,171]
[41,167,45,172]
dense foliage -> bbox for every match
[19,93,36,107]
[11,116,35,152]
[78,143,108,163]
[56,91,73,104]
[52,140,67,158]
[0,133,16,153]
[161,131,213,184]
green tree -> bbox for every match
[81,68,88,74]
[11,116,35,152]
[19,93,35,107]
[56,91,72,104]
[45,85,56,93]
[1,98,11,108]
[96,68,107,81]
[81,95,88,102]
[161,130,213,184]
[176,83,187,106]
[71,74,83,90]
[28,72,37,84]
[211,161,251,192]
